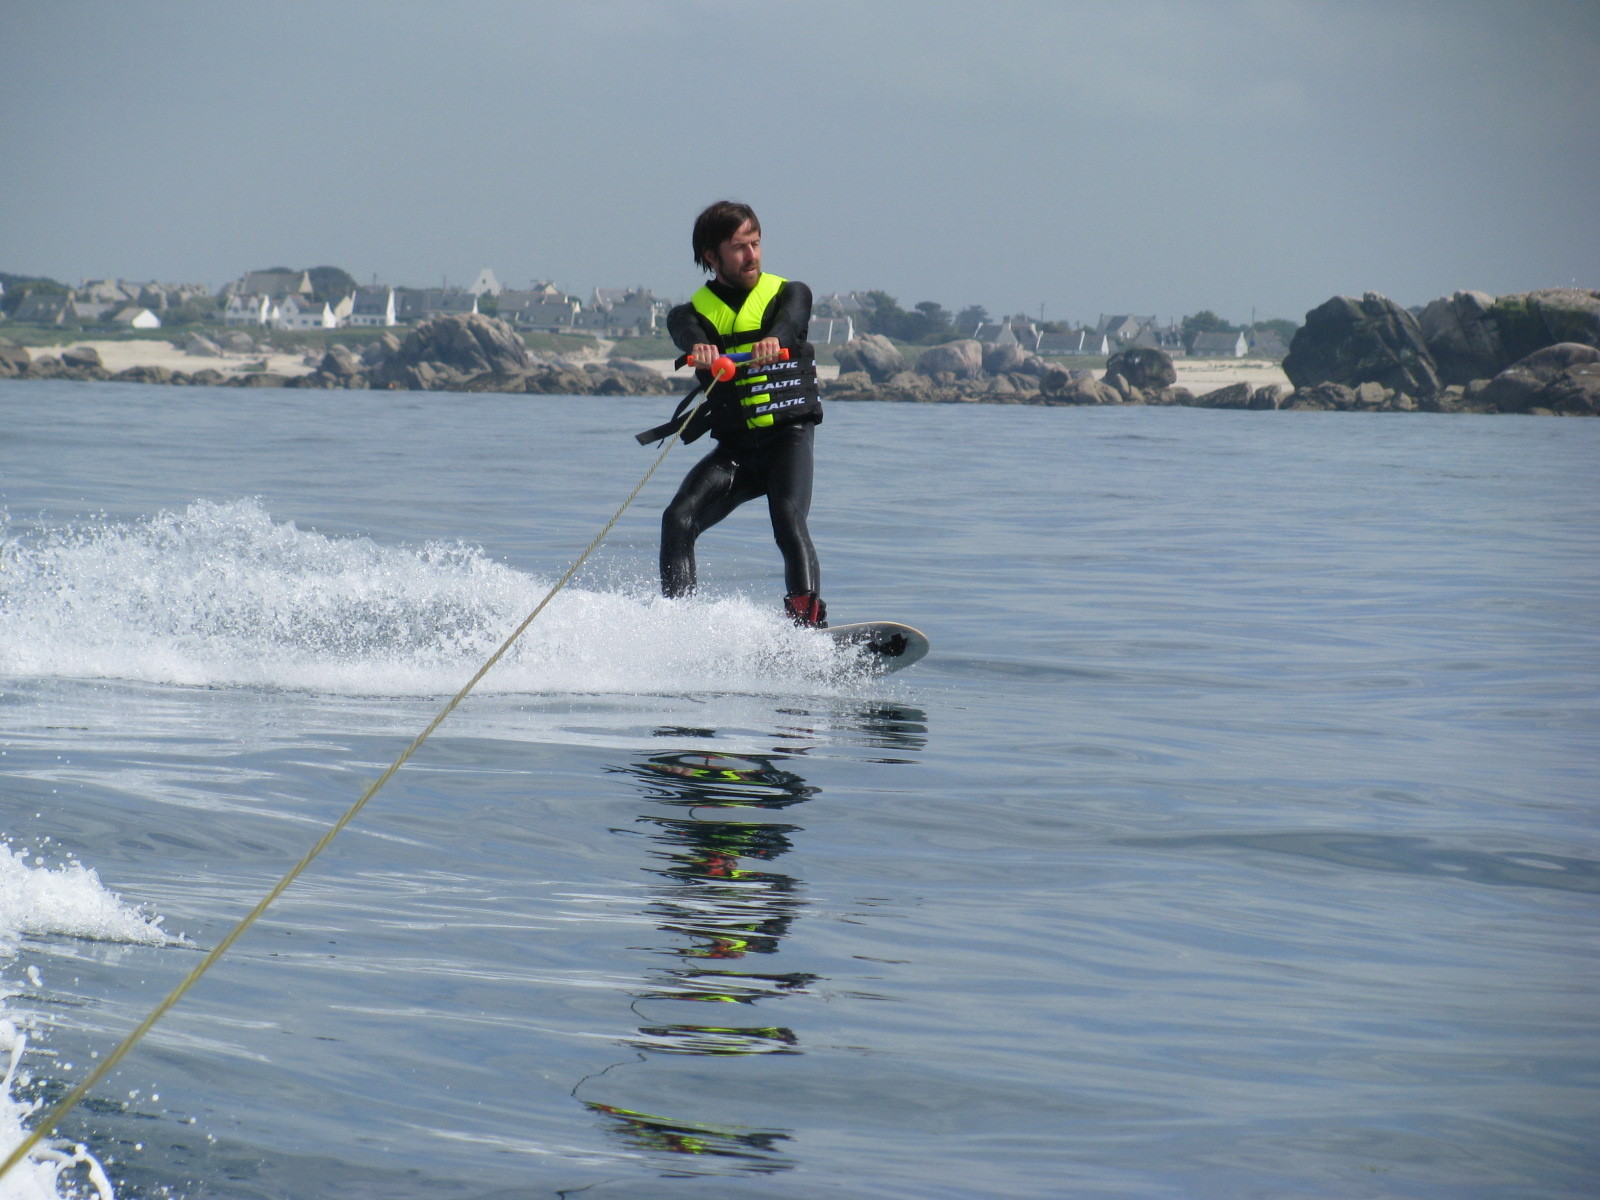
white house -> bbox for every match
[1036,329,1110,356]
[347,286,397,327]
[468,269,503,297]
[274,295,338,330]
[497,289,580,331]
[1190,330,1248,357]
[224,294,274,326]
[111,306,162,329]
[809,316,854,344]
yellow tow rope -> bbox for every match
[0,385,707,1182]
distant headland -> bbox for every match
[1,266,1595,415]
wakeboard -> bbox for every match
[825,621,930,674]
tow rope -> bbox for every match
[0,379,713,1184]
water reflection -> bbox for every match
[577,1100,792,1171]
[576,704,926,1176]
[618,750,817,1051]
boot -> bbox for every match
[783,592,828,629]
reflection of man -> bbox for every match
[659,200,827,627]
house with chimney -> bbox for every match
[1190,330,1248,357]
[347,286,397,327]
[273,294,337,330]
[396,289,478,323]
[498,288,581,331]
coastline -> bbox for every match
[13,339,1290,392]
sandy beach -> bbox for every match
[1170,357,1291,392]
[34,338,1291,393]
[47,338,316,378]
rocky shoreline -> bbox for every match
[3,287,1596,416]
[0,315,677,397]
[821,287,1600,416]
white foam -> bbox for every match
[0,848,170,1199]
[0,500,858,697]
[0,848,171,952]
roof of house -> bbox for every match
[1191,331,1244,354]
[239,270,312,297]
[351,287,394,315]
[13,292,76,322]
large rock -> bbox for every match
[60,345,103,370]
[1538,363,1600,415]
[218,330,257,353]
[112,365,173,385]
[0,342,31,376]
[1283,292,1441,398]
[1105,346,1176,390]
[1040,364,1116,404]
[1417,290,1503,385]
[1192,381,1254,409]
[180,330,224,357]
[1480,343,1600,413]
[319,344,362,378]
[982,341,1028,376]
[916,339,983,380]
[1281,382,1357,411]
[1490,288,1600,363]
[361,332,402,366]
[386,313,531,381]
[834,334,905,383]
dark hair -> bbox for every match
[692,201,760,272]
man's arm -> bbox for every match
[764,281,812,348]
[667,302,723,370]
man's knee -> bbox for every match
[662,501,700,542]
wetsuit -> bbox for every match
[659,277,822,600]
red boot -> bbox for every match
[783,592,828,629]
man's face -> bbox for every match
[709,220,762,289]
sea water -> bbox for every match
[0,381,1595,1199]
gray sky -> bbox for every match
[4,0,1596,326]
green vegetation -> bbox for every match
[520,329,604,357]
[305,265,360,303]
[852,292,962,344]
[607,334,675,360]
[0,273,72,317]
[1254,317,1298,344]
[1180,310,1236,352]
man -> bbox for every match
[654,200,826,627]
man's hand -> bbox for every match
[747,337,781,366]
[691,343,719,369]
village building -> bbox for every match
[12,291,78,326]
[973,321,1020,347]
[230,270,313,299]
[809,316,854,344]
[224,294,275,326]
[1190,330,1249,357]
[814,292,869,320]
[110,305,162,329]
[396,289,478,322]
[497,289,582,331]
[468,269,503,297]
[576,288,665,337]
[1036,328,1111,356]
[1246,328,1289,357]
[273,295,337,330]
[347,286,397,327]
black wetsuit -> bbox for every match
[660,279,821,599]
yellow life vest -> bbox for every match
[689,273,819,432]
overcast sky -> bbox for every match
[4,0,1595,325]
